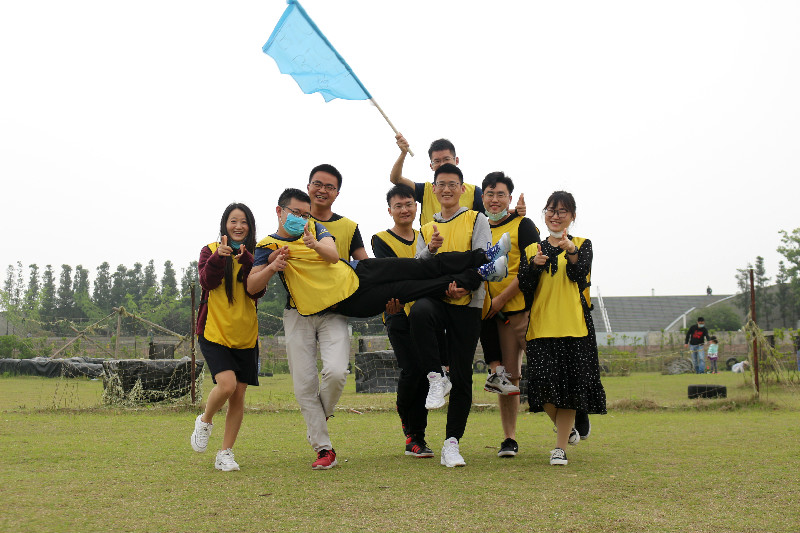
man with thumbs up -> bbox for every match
[410,163,502,467]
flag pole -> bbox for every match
[370,98,414,157]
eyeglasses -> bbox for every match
[431,156,455,166]
[310,180,338,192]
[434,181,461,191]
[282,206,311,220]
[543,207,570,218]
[484,191,508,200]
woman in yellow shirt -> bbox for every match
[189,203,273,471]
[519,191,606,466]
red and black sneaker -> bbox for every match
[312,448,338,470]
[405,439,434,458]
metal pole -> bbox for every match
[749,268,759,395]
[190,282,196,404]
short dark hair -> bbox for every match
[386,183,415,206]
[278,188,311,208]
[697,317,705,322]
[544,191,576,219]
[309,163,343,189]
[433,163,463,183]
[427,138,456,159]
[482,171,514,194]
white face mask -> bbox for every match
[487,209,507,222]
[549,229,568,239]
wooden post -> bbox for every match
[190,282,196,404]
[114,308,122,358]
[749,268,759,395]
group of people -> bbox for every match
[188,134,607,471]
[684,317,722,374]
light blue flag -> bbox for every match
[263,0,372,103]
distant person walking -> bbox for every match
[518,191,606,466]
[190,203,267,471]
[685,317,711,374]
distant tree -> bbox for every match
[125,262,144,305]
[179,261,198,299]
[690,305,742,331]
[2,264,17,311]
[143,260,158,298]
[24,264,40,319]
[14,261,24,309]
[110,265,127,308]
[39,265,56,324]
[93,262,112,313]
[775,261,796,327]
[72,265,92,321]
[777,227,800,324]
[162,260,178,299]
[56,264,74,323]
[735,264,753,316]
[753,256,773,328]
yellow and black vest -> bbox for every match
[372,229,419,316]
[481,216,527,319]
[310,214,358,261]
[255,222,360,316]
[419,182,478,226]
[421,210,478,306]
[202,242,259,349]
[524,236,591,340]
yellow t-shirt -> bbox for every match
[255,221,359,316]
[202,242,259,349]
[525,236,591,340]
[421,210,478,306]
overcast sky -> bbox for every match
[1,0,798,297]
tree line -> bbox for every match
[734,228,800,330]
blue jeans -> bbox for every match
[690,344,705,373]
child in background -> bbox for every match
[707,336,719,374]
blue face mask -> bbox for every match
[230,241,242,250]
[487,209,508,222]
[283,213,307,237]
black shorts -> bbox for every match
[198,335,259,386]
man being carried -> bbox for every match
[248,187,507,470]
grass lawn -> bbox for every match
[0,371,798,533]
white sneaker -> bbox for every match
[550,447,568,465]
[215,448,240,471]
[441,371,453,398]
[485,232,511,262]
[568,427,580,446]
[190,414,213,452]
[425,372,448,409]
[483,365,520,395]
[441,437,466,467]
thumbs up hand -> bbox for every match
[514,193,526,216]
[302,224,317,249]
[532,242,549,266]
[428,224,443,253]
[218,235,233,257]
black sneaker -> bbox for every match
[574,410,591,440]
[405,439,434,458]
[498,438,518,457]
[550,447,568,466]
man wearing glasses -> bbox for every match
[390,134,525,225]
[410,163,506,467]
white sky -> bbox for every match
[1,1,798,297]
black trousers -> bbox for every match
[408,298,482,441]
[334,251,485,318]
[385,312,429,440]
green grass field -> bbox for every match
[1,371,798,533]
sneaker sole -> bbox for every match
[425,400,446,410]
[312,459,338,470]
[483,385,520,396]
[440,459,466,467]
[215,463,240,471]
[405,451,434,458]
[497,450,517,457]
[550,459,568,466]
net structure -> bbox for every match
[101,357,204,405]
